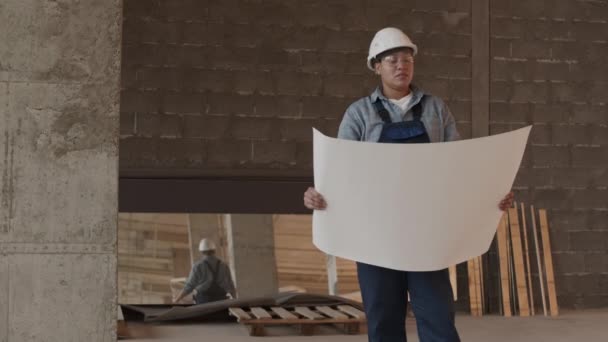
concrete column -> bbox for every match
[0,1,121,341]
[224,214,278,298]
[187,214,226,265]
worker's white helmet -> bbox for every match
[367,27,418,71]
[198,238,217,252]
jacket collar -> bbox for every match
[370,84,425,104]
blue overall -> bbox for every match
[193,259,228,304]
[357,96,460,342]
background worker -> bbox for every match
[173,238,236,304]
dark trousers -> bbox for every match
[194,292,226,305]
[357,262,460,342]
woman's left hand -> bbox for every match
[499,191,514,211]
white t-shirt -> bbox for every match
[389,92,413,112]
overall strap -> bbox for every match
[372,97,392,123]
[411,95,426,121]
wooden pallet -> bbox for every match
[229,305,366,336]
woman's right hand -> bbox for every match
[303,187,327,210]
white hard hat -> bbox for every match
[198,238,217,252]
[367,27,418,71]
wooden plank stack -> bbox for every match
[229,305,366,336]
[117,213,190,304]
[468,204,559,317]
[492,203,559,317]
[273,215,360,295]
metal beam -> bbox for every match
[119,177,313,214]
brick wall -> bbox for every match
[119,0,607,309]
[119,0,473,176]
[489,0,608,309]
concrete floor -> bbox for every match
[126,309,608,341]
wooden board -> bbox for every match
[326,254,338,295]
[467,259,481,316]
[449,265,458,301]
[508,208,530,316]
[250,307,273,320]
[271,307,298,320]
[496,213,512,317]
[477,256,484,313]
[229,307,252,321]
[294,307,324,320]
[118,214,189,233]
[520,203,535,315]
[315,306,348,319]
[467,260,475,315]
[539,209,559,317]
[474,257,482,315]
[506,212,517,315]
[531,205,548,316]
[337,305,366,319]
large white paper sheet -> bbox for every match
[312,126,532,271]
